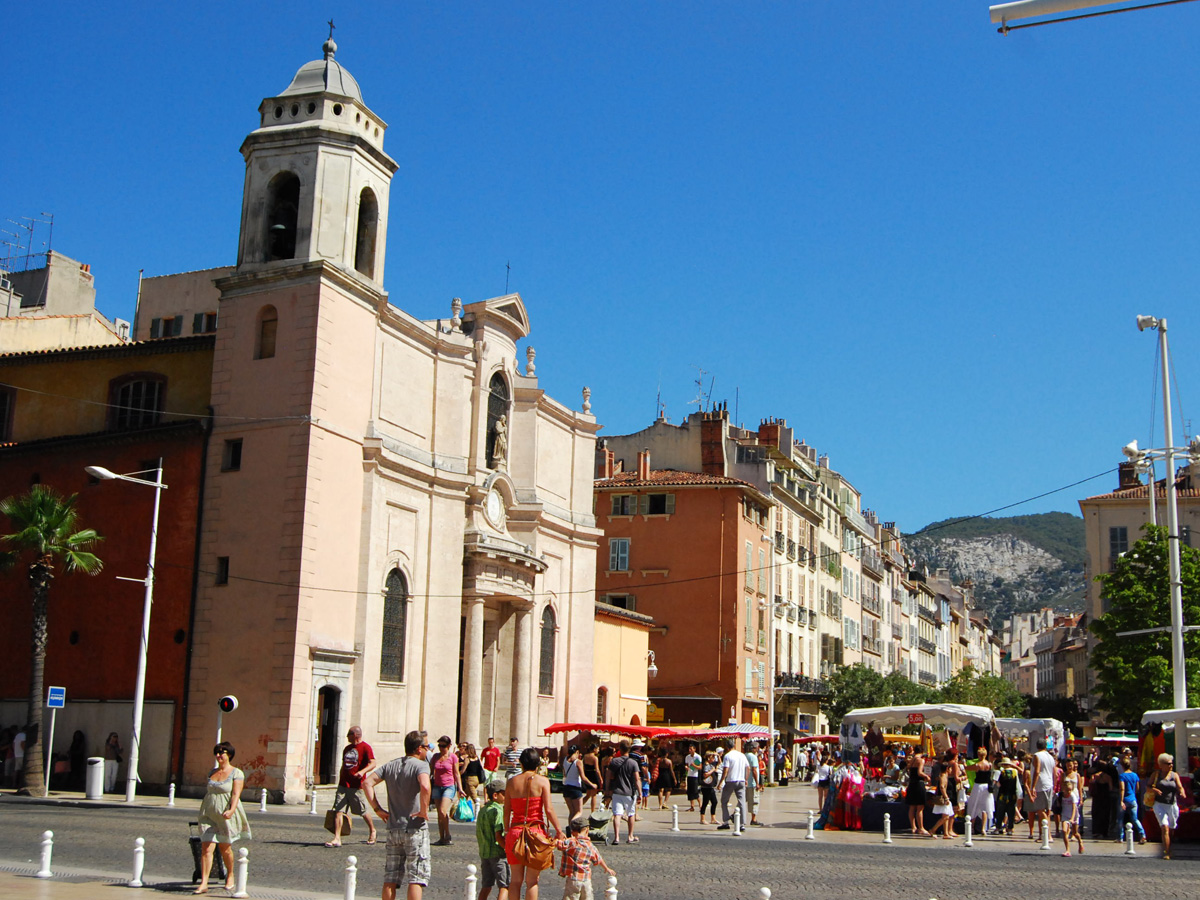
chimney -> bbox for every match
[595,442,615,480]
[700,407,728,475]
[637,449,651,480]
[818,454,829,469]
[1117,461,1141,490]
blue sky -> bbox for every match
[4,2,1199,533]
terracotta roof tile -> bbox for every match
[1085,479,1200,501]
[595,468,754,489]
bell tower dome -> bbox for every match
[235,36,397,286]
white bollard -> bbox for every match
[167,782,176,807]
[231,846,249,898]
[605,874,618,900]
[963,817,973,847]
[883,812,893,844]
[805,809,815,840]
[671,804,680,832]
[345,854,358,900]
[1124,822,1137,856]
[760,890,772,900]
[36,830,53,878]
[1039,820,1051,851]
[130,836,146,887]
[259,787,268,813]
[732,807,742,834]
[463,863,476,900]
[310,790,319,815]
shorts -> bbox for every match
[687,776,700,801]
[478,855,510,889]
[564,875,595,900]
[431,784,457,803]
[1030,790,1052,813]
[1154,802,1179,830]
[563,784,585,800]
[384,825,430,888]
[332,785,367,817]
[466,775,480,797]
[641,780,650,797]
[611,794,636,817]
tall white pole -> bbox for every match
[1156,323,1187,714]
[126,461,164,803]
[765,535,776,783]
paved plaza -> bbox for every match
[1,783,1192,900]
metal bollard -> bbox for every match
[1124,822,1136,857]
[260,787,268,813]
[963,818,973,847]
[231,846,249,898]
[464,863,477,900]
[167,782,176,807]
[1039,820,1051,851]
[345,854,358,900]
[130,836,146,887]
[36,830,54,879]
[732,807,742,834]
[883,812,893,844]
[671,804,680,832]
[805,809,815,840]
[605,874,618,900]
[310,790,319,815]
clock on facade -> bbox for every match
[484,488,505,529]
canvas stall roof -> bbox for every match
[841,703,995,730]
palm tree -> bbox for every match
[1,485,102,796]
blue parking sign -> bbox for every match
[46,686,66,709]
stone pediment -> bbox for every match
[463,293,530,342]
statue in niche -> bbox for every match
[491,415,509,469]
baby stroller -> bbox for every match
[588,808,613,845]
[188,822,227,884]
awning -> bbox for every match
[841,703,995,731]
[542,723,674,739]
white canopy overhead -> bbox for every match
[1141,707,1200,727]
[841,703,995,731]
[995,717,1066,756]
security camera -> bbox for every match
[218,696,239,713]
[1136,315,1159,333]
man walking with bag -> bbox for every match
[327,726,378,848]
[363,730,432,900]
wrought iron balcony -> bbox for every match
[775,672,831,697]
[861,548,884,577]
[918,637,937,655]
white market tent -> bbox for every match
[994,717,1066,756]
[841,703,995,731]
[1141,707,1200,776]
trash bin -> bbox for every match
[85,757,104,799]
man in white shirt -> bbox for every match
[716,739,749,832]
[1029,738,1056,839]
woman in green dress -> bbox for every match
[195,741,251,894]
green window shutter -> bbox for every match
[638,494,649,515]
[611,495,620,516]
[193,312,205,334]
[171,317,183,336]
[149,318,162,338]
[665,494,675,514]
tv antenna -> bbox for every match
[687,366,715,413]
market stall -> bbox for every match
[994,717,1066,759]
[1138,707,1199,842]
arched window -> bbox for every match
[255,305,278,360]
[596,687,608,723]
[108,373,165,431]
[354,187,379,278]
[538,605,556,696]
[486,372,510,467]
[265,172,301,261]
[379,569,408,683]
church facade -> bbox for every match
[117,39,601,799]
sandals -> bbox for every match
[627,836,640,843]
[324,841,341,848]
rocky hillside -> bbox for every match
[904,512,1086,622]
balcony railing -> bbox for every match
[774,597,785,618]
[861,548,884,577]
[862,637,883,655]
[861,594,883,616]
[918,669,938,686]
[918,607,937,624]
[786,604,797,623]
[774,673,831,697]
[891,623,904,640]
[918,637,937,655]
[775,531,785,553]
[787,539,797,561]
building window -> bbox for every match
[354,187,379,278]
[108,374,165,430]
[1108,526,1129,569]
[255,305,278,359]
[222,439,243,472]
[193,311,218,334]
[0,385,13,442]
[757,549,766,594]
[608,538,630,572]
[379,569,408,683]
[596,687,608,723]
[539,606,556,696]
[265,171,300,261]
[215,556,230,585]
[745,542,754,589]
[149,316,184,338]
[601,593,636,611]
[640,493,676,515]
[610,494,637,516]
[486,373,510,466]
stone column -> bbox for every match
[511,603,533,745]
[460,597,486,747]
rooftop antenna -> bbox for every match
[687,366,714,413]
[505,260,511,294]
[655,386,668,422]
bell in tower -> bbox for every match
[235,34,397,286]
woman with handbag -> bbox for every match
[430,735,464,846]
[504,747,562,900]
[561,744,590,821]
[1151,752,1187,860]
[194,741,251,895]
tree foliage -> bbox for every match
[0,485,103,796]
[1091,525,1200,728]
[938,667,1027,717]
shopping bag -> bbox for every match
[452,796,476,823]
[324,808,352,835]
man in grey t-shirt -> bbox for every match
[364,731,431,900]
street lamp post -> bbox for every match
[84,462,167,803]
[761,534,777,784]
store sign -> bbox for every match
[647,702,665,723]
[907,713,925,725]
[751,709,761,726]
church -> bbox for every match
[0,37,601,801]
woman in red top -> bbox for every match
[504,747,563,900]
[429,735,464,846]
